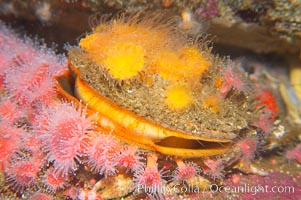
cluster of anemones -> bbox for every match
[0,24,144,199]
[0,23,206,200]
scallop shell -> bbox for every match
[55,65,232,157]
[54,12,260,158]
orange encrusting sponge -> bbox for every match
[164,84,194,110]
[79,21,211,81]
[154,47,210,82]
[203,96,220,113]
[79,22,169,81]
[103,42,145,80]
[79,17,212,110]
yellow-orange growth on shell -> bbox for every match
[203,96,220,113]
[153,47,211,82]
[164,84,194,110]
[103,42,145,80]
[79,18,211,82]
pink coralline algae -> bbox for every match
[30,192,53,200]
[223,172,301,200]
[236,137,258,161]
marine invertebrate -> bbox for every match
[60,62,232,157]
[4,57,57,105]
[164,84,194,110]
[85,133,122,177]
[34,2,52,23]
[202,96,220,113]
[0,97,23,122]
[203,158,224,180]
[0,24,73,198]
[134,154,166,198]
[117,146,142,172]
[172,159,200,183]
[30,192,53,200]
[154,47,211,82]
[219,67,244,98]
[256,89,279,117]
[79,13,174,82]
[38,102,95,176]
[59,11,259,157]
[252,111,275,133]
[0,120,24,166]
[5,159,40,191]
[41,167,68,193]
[252,89,279,132]
[102,42,145,80]
[285,144,301,164]
[79,11,211,84]
[78,188,103,200]
[0,23,66,106]
[178,11,204,34]
[236,137,258,161]
[26,75,58,105]
[62,187,79,199]
[22,132,43,155]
